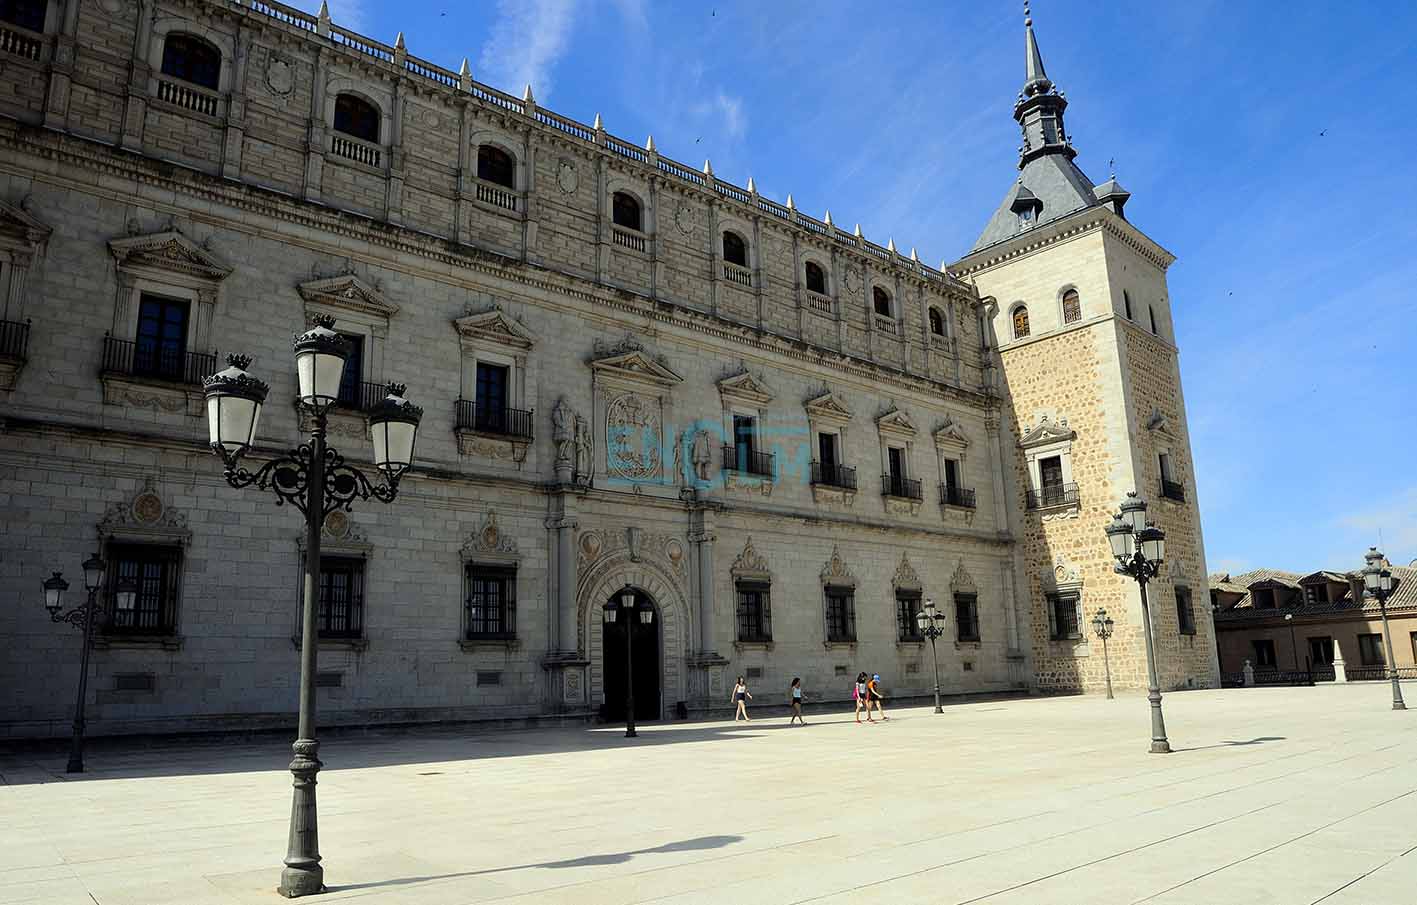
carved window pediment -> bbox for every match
[300,274,399,321]
[0,199,51,253]
[97,482,192,546]
[933,415,970,451]
[1019,416,1076,449]
[730,536,772,582]
[804,390,852,426]
[819,545,856,588]
[718,370,774,406]
[893,552,922,591]
[590,348,683,389]
[461,511,519,564]
[1146,407,1173,437]
[454,305,536,350]
[876,407,918,439]
[950,561,977,594]
[108,230,232,284]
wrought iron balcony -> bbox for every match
[939,484,977,508]
[810,462,857,490]
[722,444,774,477]
[333,379,395,413]
[455,400,534,439]
[101,334,215,386]
[0,318,29,360]
[881,474,922,501]
[1161,478,1186,502]
[1027,482,1079,510]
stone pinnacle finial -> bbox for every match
[318,0,329,18]
[747,176,757,194]
[703,159,714,177]
[523,84,535,104]
[824,209,833,226]
[394,31,406,50]
[854,223,863,238]
[910,247,919,262]
[941,259,949,272]
[887,237,897,253]
[645,134,656,152]
[593,112,603,130]
[459,57,470,76]
[786,194,795,210]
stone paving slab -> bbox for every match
[2,684,1415,904]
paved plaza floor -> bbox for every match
[2,683,1415,905]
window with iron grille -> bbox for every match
[824,586,856,643]
[105,543,182,635]
[1358,633,1385,667]
[1061,289,1081,324]
[1175,586,1196,635]
[1252,638,1277,668]
[896,592,923,641]
[735,581,771,642]
[317,555,365,639]
[955,593,980,642]
[465,564,516,640]
[1047,592,1080,640]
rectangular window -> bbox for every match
[134,294,189,381]
[896,592,923,641]
[818,432,837,470]
[1039,456,1063,490]
[465,564,516,639]
[887,446,905,481]
[475,361,508,412]
[1308,636,1334,666]
[1252,588,1276,609]
[1305,585,1329,604]
[943,458,959,491]
[1252,639,1277,668]
[735,581,771,642]
[1158,452,1172,482]
[824,586,856,643]
[955,593,980,642]
[734,414,756,469]
[1047,592,1080,640]
[1175,587,1196,635]
[335,333,365,408]
[317,555,365,639]
[1411,632,1417,666]
[1358,633,1385,667]
[106,543,182,635]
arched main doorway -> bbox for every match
[601,587,661,722]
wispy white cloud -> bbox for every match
[691,91,747,143]
[1338,486,1417,566]
[479,0,580,101]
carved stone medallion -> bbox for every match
[556,159,578,194]
[94,0,132,18]
[265,56,294,97]
[605,393,661,481]
[673,203,695,236]
[132,491,163,524]
[842,266,861,296]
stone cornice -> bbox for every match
[951,206,1175,277]
[0,121,993,409]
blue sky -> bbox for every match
[311,0,1416,574]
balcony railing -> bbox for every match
[0,25,43,61]
[101,335,215,386]
[476,180,518,212]
[335,380,390,413]
[1027,482,1079,510]
[810,462,857,490]
[1347,666,1417,682]
[722,444,774,477]
[331,133,381,168]
[881,474,922,501]
[156,78,219,116]
[874,314,898,335]
[455,400,534,438]
[1161,478,1186,502]
[939,484,977,508]
[722,262,753,288]
[0,318,29,360]
[804,291,833,314]
[611,225,647,252]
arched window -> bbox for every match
[1123,290,1133,320]
[928,307,946,337]
[160,34,221,91]
[477,145,516,189]
[0,0,46,31]
[332,93,379,143]
[804,261,827,295]
[1061,289,1081,324]
[872,286,892,318]
[722,231,747,267]
[1012,305,1030,339]
[612,192,642,231]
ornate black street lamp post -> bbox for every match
[915,598,947,713]
[201,315,421,898]
[1105,491,1171,754]
[1091,608,1115,700]
[39,557,136,773]
[1362,547,1405,711]
[605,584,653,737]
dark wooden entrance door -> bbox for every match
[602,589,661,722]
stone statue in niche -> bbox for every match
[552,398,573,467]
[573,415,592,484]
[690,429,713,482]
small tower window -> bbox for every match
[477,145,516,189]
[872,286,892,318]
[332,94,379,143]
[804,261,827,295]
[1061,289,1081,324]
[1,0,46,31]
[611,192,642,231]
[1012,305,1030,339]
[160,34,221,91]
[1149,305,1158,335]
[1123,290,1133,320]
[928,307,946,337]
[722,231,747,267]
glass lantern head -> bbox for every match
[114,578,138,615]
[202,353,269,461]
[1119,491,1148,533]
[1362,547,1384,591]
[292,314,349,410]
[1105,515,1133,560]
[368,383,423,482]
[603,604,617,625]
[1137,524,1165,564]
[81,554,106,592]
[1380,570,1395,594]
[42,571,69,615]
[916,611,928,632]
[640,606,654,625]
[923,597,936,617]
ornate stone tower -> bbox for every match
[952,7,1220,693]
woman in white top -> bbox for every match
[731,676,753,721]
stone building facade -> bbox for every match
[0,1,1216,738]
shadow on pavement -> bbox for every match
[1171,735,1286,753]
[329,834,744,891]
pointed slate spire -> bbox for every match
[1022,1,1050,95]
[645,134,656,153]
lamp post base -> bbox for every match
[278,865,325,898]
[1149,739,1172,754]
[1393,701,1407,712]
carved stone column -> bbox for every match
[687,504,727,711]
[542,492,588,714]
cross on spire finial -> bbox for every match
[1108,157,1115,178]
[1024,0,1031,27]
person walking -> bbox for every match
[731,675,753,721]
[788,677,805,725]
[854,672,872,723]
[867,673,888,721]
